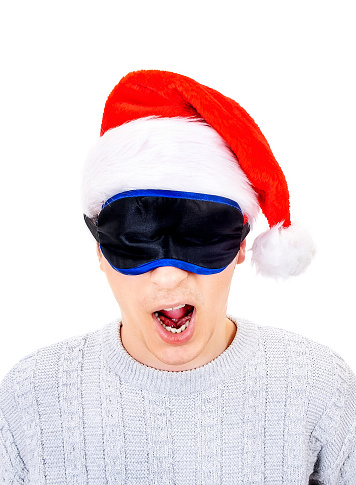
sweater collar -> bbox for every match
[101,316,259,395]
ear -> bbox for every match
[96,243,105,272]
[236,239,246,265]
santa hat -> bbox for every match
[82,69,315,279]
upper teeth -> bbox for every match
[162,304,186,311]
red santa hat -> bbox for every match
[82,69,315,279]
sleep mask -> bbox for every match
[84,189,250,275]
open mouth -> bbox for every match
[154,304,195,334]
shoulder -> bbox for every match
[254,321,356,437]
[256,321,347,366]
[0,323,108,409]
[0,323,112,472]
[255,322,354,390]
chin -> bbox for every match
[152,345,204,371]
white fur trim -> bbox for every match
[251,223,316,279]
[81,117,259,222]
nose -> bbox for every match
[150,265,189,289]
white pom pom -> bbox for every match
[251,223,316,279]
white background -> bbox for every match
[1,1,355,380]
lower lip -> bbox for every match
[152,307,196,345]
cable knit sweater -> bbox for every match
[1,317,355,484]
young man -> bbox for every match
[1,70,355,483]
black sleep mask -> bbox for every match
[84,189,249,275]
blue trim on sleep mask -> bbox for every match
[100,250,228,275]
[102,189,242,212]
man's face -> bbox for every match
[97,242,245,371]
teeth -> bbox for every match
[154,313,191,333]
[162,304,186,311]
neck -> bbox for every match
[120,316,237,372]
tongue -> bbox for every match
[158,304,194,328]
[159,304,193,320]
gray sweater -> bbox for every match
[1,317,355,484]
